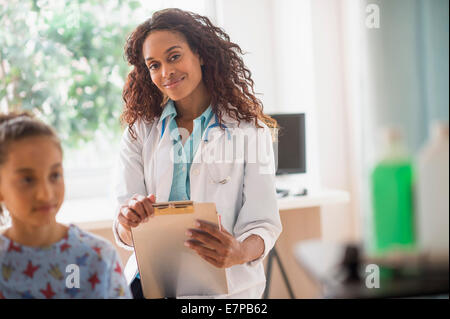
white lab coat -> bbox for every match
[112,111,282,299]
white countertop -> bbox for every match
[277,189,350,211]
[56,188,350,230]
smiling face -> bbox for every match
[0,136,64,227]
[143,30,204,102]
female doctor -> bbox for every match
[113,8,282,299]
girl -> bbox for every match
[0,112,131,299]
[114,8,282,298]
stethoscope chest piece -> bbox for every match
[218,176,231,184]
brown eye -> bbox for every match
[50,172,62,182]
[169,54,180,61]
[148,63,159,71]
[21,176,34,185]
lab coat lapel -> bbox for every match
[193,115,224,165]
[154,111,235,202]
[191,113,236,199]
[190,115,224,201]
[154,118,174,202]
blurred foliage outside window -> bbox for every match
[0,0,150,170]
[0,0,209,201]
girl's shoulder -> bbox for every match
[0,225,116,264]
[0,228,8,252]
[0,225,7,237]
[68,224,118,260]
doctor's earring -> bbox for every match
[0,204,8,226]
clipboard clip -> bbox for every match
[152,200,194,215]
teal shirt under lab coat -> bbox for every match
[136,101,213,280]
[159,99,214,201]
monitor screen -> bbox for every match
[270,113,306,174]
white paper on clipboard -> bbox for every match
[131,201,228,298]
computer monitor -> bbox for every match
[270,113,306,175]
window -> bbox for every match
[0,0,214,225]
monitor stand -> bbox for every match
[275,173,308,197]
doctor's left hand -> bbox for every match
[184,219,245,268]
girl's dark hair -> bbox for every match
[121,8,277,139]
[0,111,61,216]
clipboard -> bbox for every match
[131,201,229,298]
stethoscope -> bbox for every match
[160,114,232,184]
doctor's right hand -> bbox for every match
[117,194,156,230]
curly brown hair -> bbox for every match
[121,8,277,139]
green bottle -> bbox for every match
[370,128,415,255]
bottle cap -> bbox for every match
[379,126,409,161]
[431,122,449,140]
[382,127,403,145]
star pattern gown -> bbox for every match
[0,224,131,299]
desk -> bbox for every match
[57,189,350,298]
[294,240,449,298]
[264,189,350,298]
[57,189,350,228]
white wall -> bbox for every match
[215,0,276,112]
[214,0,359,240]
[215,0,322,192]
[309,0,359,241]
